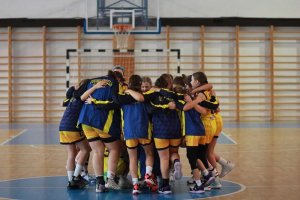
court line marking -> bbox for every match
[221,131,237,144]
[185,180,246,200]
[0,129,28,146]
[0,176,246,200]
[0,175,62,183]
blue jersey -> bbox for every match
[78,75,121,139]
[181,108,205,136]
[59,82,89,132]
[144,90,181,139]
[158,90,213,136]
[121,100,151,140]
[59,98,84,132]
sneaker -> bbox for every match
[158,185,172,194]
[68,176,86,189]
[189,184,205,194]
[187,176,195,185]
[202,171,215,187]
[139,179,148,190]
[105,178,121,190]
[146,174,158,192]
[118,176,132,189]
[173,162,182,180]
[77,175,89,185]
[132,183,141,195]
[204,186,211,191]
[81,173,96,184]
[96,182,108,193]
[150,183,159,192]
[67,181,75,189]
[219,161,235,178]
[210,176,222,189]
[144,173,156,187]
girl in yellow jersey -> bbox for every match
[191,76,235,189]
[191,72,217,165]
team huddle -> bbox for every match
[59,66,234,195]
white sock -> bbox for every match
[218,157,228,166]
[208,166,214,171]
[195,179,202,186]
[107,171,115,179]
[73,164,83,177]
[202,169,209,176]
[67,171,74,181]
[132,178,139,185]
[146,166,153,175]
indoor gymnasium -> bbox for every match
[0,0,299,199]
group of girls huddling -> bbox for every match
[59,66,234,195]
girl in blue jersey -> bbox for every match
[113,74,156,195]
[143,76,182,194]
[78,70,123,193]
[59,79,92,189]
[138,76,161,191]
[159,76,217,193]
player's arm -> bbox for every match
[159,88,178,101]
[124,89,144,102]
[80,80,108,101]
[191,83,213,94]
[198,93,219,110]
[86,96,119,110]
[194,104,208,115]
[113,93,138,105]
[180,94,205,111]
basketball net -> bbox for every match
[113,24,132,49]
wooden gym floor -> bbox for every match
[0,122,299,200]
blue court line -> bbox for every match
[220,132,237,144]
[0,124,59,145]
[0,176,245,200]
[0,129,28,145]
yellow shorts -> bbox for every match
[82,124,115,143]
[185,135,206,147]
[214,112,223,137]
[154,138,181,150]
[59,131,85,144]
[126,138,152,149]
[201,115,217,144]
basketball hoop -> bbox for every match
[113,24,132,49]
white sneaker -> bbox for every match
[105,178,121,190]
[210,176,222,189]
[173,162,182,180]
[219,161,235,178]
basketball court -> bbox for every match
[1,122,300,199]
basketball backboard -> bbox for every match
[84,0,160,34]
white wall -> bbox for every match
[0,26,299,122]
[0,0,300,18]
